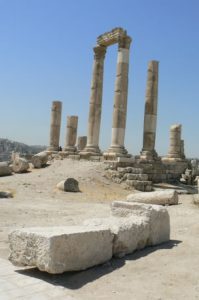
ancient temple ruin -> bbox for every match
[46,27,188,184]
[81,28,132,158]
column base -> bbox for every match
[79,145,102,158]
[161,156,185,163]
[140,149,159,161]
[103,145,131,160]
[47,146,59,152]
[63,146,77,154]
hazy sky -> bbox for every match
[0,0,198,157]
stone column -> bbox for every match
[64,116,78,153]
[180,139,185,159]
[168,124,182,159]
[141,61,159,160]
[83,46,106,155]
[77,136,87,151]
[48,101,62,151]
[106,36,132,156]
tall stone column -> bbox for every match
[141,61,159,160]
[106,36,132,156]
[64,116,78,153]
[83,46,106,155]
[168,124,182,159]
[48,101,62,151]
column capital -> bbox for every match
[118,36,132,49]
[93,46,107,60]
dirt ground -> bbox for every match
[0,158,199,300]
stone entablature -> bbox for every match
[97,28,128,47]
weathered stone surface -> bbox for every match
[56,178,80,192]
[31,152,49,168]
[9,226,113,274]
[111,201,170,246]
[141,61,159,160]
[48,101,62,151]
[126,173,148,181]
[126,179,152,192]
[84,216,149,257]
[0,162,12,176]
[167,124,182,159]
[126,190,178,205]
[77,136,87,151]
[64,116,78,153]
[11,158,29,173]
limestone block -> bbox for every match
[31,152,49,168]
[126,180,152,191]
[11,158,29,173]
[126,190,178,205]
[126,173,148,181]
[9,226,113,274]
[83,216,149,257]
[111,201,170,246]
[56,178,80,192]
[0,162,12,176]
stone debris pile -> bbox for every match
[9,201,170,274]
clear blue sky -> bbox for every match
[0,0,198,157]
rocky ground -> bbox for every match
[0,158,199,300]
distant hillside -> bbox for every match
[0,138,46,162]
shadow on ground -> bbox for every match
[16,239,182,290]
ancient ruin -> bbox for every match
[140,61,159,160]
[44,28,189,186]
[64,115,78,153]
[167,124,183,160]
[81,28,132,158]
[47,101,62,151]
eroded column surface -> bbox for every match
[77,136,87,151]
[106,36,132,156]
[48,101,62,151]
[141,61,159,160]
[180,139,185,159]
[82,46,106,155]
[168,124,182,159]
[64,116,78,153]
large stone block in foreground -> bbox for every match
[111,201,170,246]
[9,226,113,274]
[84,216,150,257]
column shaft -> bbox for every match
[141,61,159,160]
[83,46,106,154]
[107,36,132,155]
[168,124,182,159]
[64,116,78,152]
[48,101,62,151]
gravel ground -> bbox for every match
[0,158,199,300]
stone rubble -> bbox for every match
[9,202,170,274]
[31,151,49,168]
[0,162,12,176]
[56,178,80,192]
